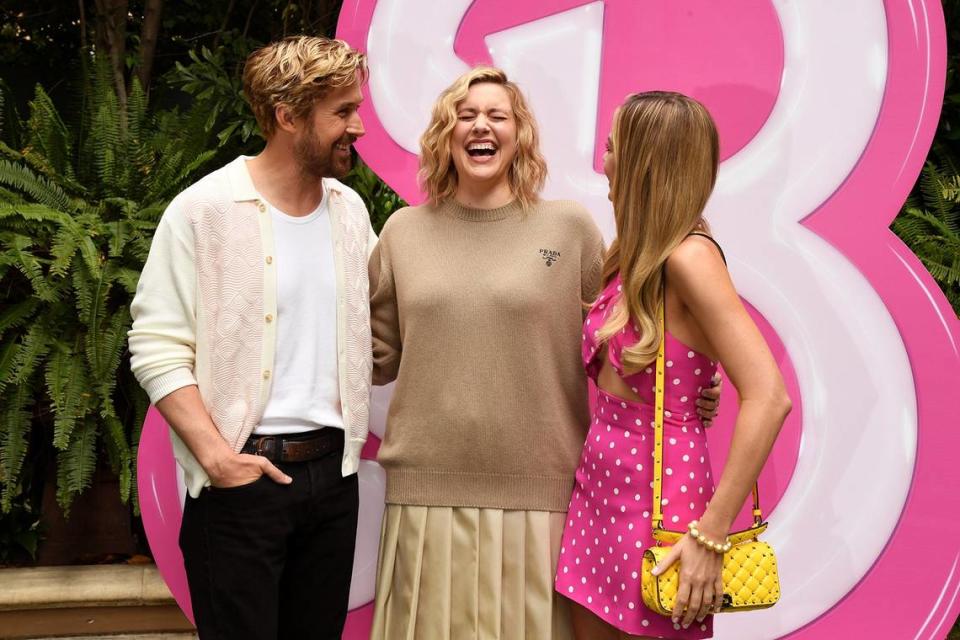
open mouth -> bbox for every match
[466,141,498,158]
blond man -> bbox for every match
[129,36,374,639]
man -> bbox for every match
[129,36,374,639]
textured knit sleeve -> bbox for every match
[128,198,198,403]
[580,211,606,304]
[369,225,401,385]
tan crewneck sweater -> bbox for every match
[369,198,605,511]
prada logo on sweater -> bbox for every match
[540,249,561,267]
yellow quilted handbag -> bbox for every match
[639,304,781,616]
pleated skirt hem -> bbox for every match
[370,504,573,640]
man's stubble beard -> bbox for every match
[294,129,352,180]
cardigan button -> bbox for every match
[262,370,271,379]
[258,202,267,213]
[265,255,273,265]
[265,314,273,323]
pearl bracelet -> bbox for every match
[687,520,732,554]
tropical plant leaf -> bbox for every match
[55,418,98,512]
[26,85,74,179]
[0,299,39,338]
[0,159,72,212]
[0,384,32,512]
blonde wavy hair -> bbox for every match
[419,67,547,210]
[597,91,720,373]
[242,36,368,138]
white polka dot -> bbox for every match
[681,395,689,402]
[695,368,702,375]
[628,602,636,609]
[688,351,695,358]
[680,485,688,493]
[690,471,696,479]
[669,437,677,445]
[568,586,574,593]
[665,467,673,476]
[690,502,696,510]
[642,619,650,627]
[673,378,681,385]
[613,413,619,420]
[672,515,680,523]
[645,367,653,374]
[587,596,593,604]
[667,360,673,367]
[683,454,690,462]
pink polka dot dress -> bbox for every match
[555,272,717,638]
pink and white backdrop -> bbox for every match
[138,1,959,638]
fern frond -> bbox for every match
[87,305,129,387]
[0,340,17,393]
[101,413,131,504]
[0,384,33,512]
[45,344,90,449]
[3,234,59,302]
[27,85,74,179]
[0,159,72,212]
[6,321,51,385]
[56,418,98,513]
[115,267,141,295]
[0,299,39,338]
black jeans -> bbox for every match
[179,447,359,640]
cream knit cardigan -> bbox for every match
[129,156,374,497]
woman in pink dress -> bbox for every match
[555,91,792,639]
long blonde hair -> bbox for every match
[418,67,547,210]
[597,91,720,373]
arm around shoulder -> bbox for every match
[369,221,401,385]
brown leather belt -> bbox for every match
[241,428,344,463]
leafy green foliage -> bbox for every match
[343,157,406,233]
[0,60,220,514]
[893,153,960,311]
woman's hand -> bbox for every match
[651,532,725,628]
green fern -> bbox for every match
[0,56,222,513]
[893,157,960,311]
[56,418,98,512]
[0,384,32,511]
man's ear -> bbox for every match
[274,104,299,134]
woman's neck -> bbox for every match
[454,178,514,210]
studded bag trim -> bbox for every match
[639,300,781,616]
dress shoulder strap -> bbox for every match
[686,231,727,265]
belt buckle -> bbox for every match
[255,436,278,460]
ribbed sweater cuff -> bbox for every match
[142,367,197,404]
[385,469,575,512]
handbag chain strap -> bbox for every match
[650,297,763,535]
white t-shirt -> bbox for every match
[255,192,344,434]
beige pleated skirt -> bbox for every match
[370,505,573,640]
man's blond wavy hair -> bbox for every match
[242,36,367,138]
[419,67,547,210]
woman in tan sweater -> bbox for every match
[368,67,719,639]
